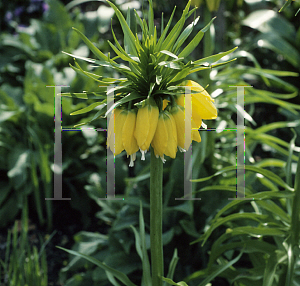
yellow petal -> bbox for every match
[122,110,139,155]
[170,105,185,151]
[140,101,159,150]
[135,98,159,152]
[107,108,122,153]
[114,110,126,155]
[193,92,217,119]
[164,112,177,158]
[191,118,201,143]
[175,94,185,108]
[187,80,217,120]
[162,99,170,110]
[151,112,168,158]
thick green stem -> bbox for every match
[150,147,164,286]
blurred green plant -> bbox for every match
[0,0,114,230]
[0,200,50,286]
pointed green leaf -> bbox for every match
[61,92,107,100]
[166,249,179,281]
[178,17,216,58]
[139,201,152,285]
[108,40,136,63]
[148,0,154,36]
[173,16,200,53]
[160,50,178,59]
[162,277,188,286]
[156,7,176,52]
[70,101,105,115]
[198,252,243,286]
[105,92,142,117]
[191,165,294,191]
[193,47,238,65]
[107,1,137,56]
[72,27,108,61]
[160,2,191,53]
[158,61,182,69]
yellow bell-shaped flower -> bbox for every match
[151,110,177,163]
[134,98,159,160]
[107,108,139,166]
[177,80,217,127]
[170,104,201,152]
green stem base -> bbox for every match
[150,147,164,286]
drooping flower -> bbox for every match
[134,98,159,160]
[177,80,218,128]
[151,110,177,163]
[107,108,139,166]
[170,104,201,152]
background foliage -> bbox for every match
[0,0,300,285]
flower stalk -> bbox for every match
[150,146,164,286]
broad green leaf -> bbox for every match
[254,33,300,68]
[57,247,137,286]
[243,9,295,42]
[178,17,216,59]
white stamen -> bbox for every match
[178,146,186,152]
[140,148,146,160]
[160,155,166,163]
[128,153,136,167]
[129,157,134,167]
[201,121,207,129]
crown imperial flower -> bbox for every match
[64,0,236,166]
